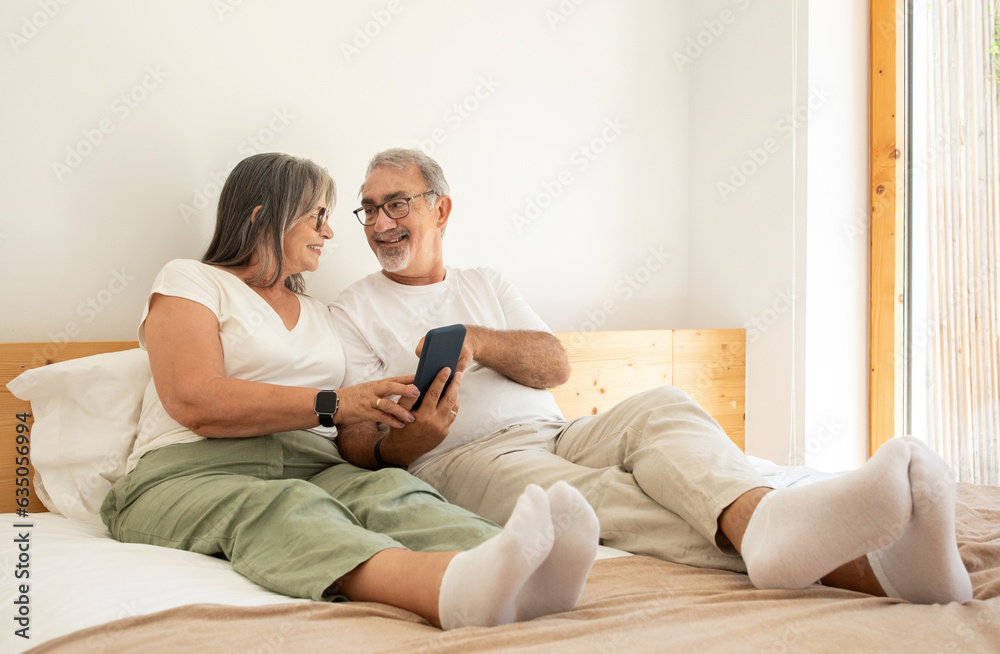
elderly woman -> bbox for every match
[100,152,599,630]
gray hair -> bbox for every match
[203,152,335,293]
[361,147,450,205]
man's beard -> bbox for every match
[375,239,410,272]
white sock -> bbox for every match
[867,436,973,604]
[438,485,554,630]
[515,481,600,621]
[741,438,912,589]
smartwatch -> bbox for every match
[314,390,339,427]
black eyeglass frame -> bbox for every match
[310,207,329,232]
[353,190,436,226]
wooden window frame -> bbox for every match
[870,0,906,455]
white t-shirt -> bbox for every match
[127,259,344,471]
[329,266,564,474]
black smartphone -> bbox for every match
[411,324,466,411]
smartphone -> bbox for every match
[411,324,466,411]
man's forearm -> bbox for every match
[467,326,570,389]
[334,422,382,470]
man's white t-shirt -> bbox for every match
[127,259,344,471]
[329,266,564,474]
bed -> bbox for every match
[2,331,999,653]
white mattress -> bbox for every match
[1,512,311,653]
[1,459,832,653]
[0,512,633,653]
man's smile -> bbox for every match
[376,230,409,245]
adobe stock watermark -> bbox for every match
[354,283,471,383]
[52,65,169,183]
[694,340,746,393]
[673,0,754,73]
[415,74,501,154]
[592,592,670,654]
[416,629,469,654]
[873,0,908,39]
[54,427,139,519]
[800,415,843,464]
[716,85,833,202]
[85,601,142,654]
[952,600,1000,650]
[340,0,404,62]
[179,107,294,223]
[892,270,995,389]
[894,315,941,387]
[0,555,16,586]
[7,0,72,54]
[511,117,626,234]
[37,268,137,361]
[757,622,808,654]
[545,0,591,30]
[351,284,466,386]
[561,245,671,344]
[219,307,270,351]
[843,126,954,242]
[315,239,342,266]
[213,0,250,20]
[743,287,794,344]
[242,620,296,654]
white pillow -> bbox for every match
[5,348,151,521]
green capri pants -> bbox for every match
[100,430,501,601]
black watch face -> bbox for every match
[315,391,338,414]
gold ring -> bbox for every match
[450,410,458,417]
[375,398,381,410]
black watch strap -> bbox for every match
[374,437,406,469]
[314,390,339,428]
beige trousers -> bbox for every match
[414,386,769,572]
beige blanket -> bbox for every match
[29,484,1000,654]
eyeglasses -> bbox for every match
[310,207,329,232]
[353,190,436,226]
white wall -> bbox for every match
[687,0,808,464]
[685,0,869,468]
[803,0,870,471]
[0,0,870,469]
[1,0,690,337]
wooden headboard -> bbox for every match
[0,330,744,514]
[550,330,745,449]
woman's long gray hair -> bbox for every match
[203,153,336,293]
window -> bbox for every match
[872,0,1000,483]
[908,0,999,483]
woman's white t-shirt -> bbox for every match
[126,259,344,471]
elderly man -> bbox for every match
[329,147,972,605]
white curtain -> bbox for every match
[922,0,1000,484]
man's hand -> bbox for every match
[416,325,569,389]
[415,330,477,376]
[378,367,463,467]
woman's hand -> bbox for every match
[377,367,463,467]
[334,375,419,428]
